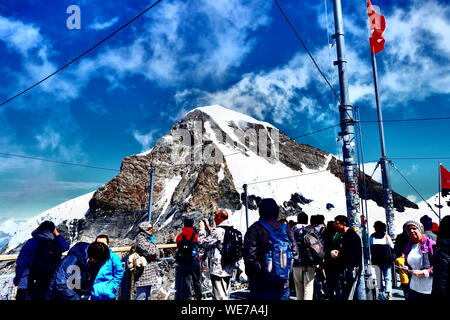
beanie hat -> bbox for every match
[405,220,424,234]
[259,198,280,220]
[139,221,153,232]
[420,215,433,230]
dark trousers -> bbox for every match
[248,282,290,300]
[407,289,432,301]
[340,267,361,300]
[324,268,342,300]
[15,288,30,301]
[175,262,202,300]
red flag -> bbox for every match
[441,164,450,197]
[367,0,386,54]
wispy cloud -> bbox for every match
[132,129,159,152]
[88,17,119,31]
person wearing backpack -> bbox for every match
[14,220,69,300]
[293,214,325,300]
[243,198,298,300]
[174,218,202,300]
[369,221,395,300]
[134,221,160,300]
[90,235,124,300]
[198,210,241,300]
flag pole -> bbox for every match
[370,50,395,239]
[439,162,442,222]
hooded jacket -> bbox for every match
[13,228,69,289]
[90,249,124,300]
[47,242,92,300]
[432,238,450,299]
[243,218,298,290]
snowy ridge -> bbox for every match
[4,191,95,252]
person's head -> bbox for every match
[184,218,194,228]
[213,210,228,226]
[87,241,110,264]
[360,215,367,226]
[37,220,56,234]
[310,215,318,225]
[438,216,450,240]
[95,234,110,247]
[373,221,387,233]
[288,220,296,228]
[420,215,433,231]
[334,215,349,234]
[279,218,288,225]
[405,220,424,243]
[317,215,325,225]
[259,198,280,220]
[139,221,154,235]
[297,212,308,224]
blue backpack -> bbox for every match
[258,221,294,282]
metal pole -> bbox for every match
[332,0,366,300]
[148,167,155,222]
[439,162,442,222]
[243,184,249,229]
[332,0,360,227]
[371,51,395,239]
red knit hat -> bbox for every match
[432,222,439,233]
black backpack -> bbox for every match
[28,239,62,285]
[218,226,243,264]
[175,233,198,264]
[296,227,325,266]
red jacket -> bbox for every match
[176,227,199,244]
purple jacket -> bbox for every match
[403,236,436,274]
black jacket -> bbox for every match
[432,239,450,299]
[243,218,298,290]
[338,228,362,269]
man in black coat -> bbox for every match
[243,198,298,300]
[331,215,363,300]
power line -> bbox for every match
[291,124,340,139]
[0,0,163,107]
[0,152,119,172]
[273,0,341,104]
[359,116,450,123]
[246,169,329,186]
[389,161,440,219]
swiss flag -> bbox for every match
[367,0,386,54]
[441,164,450,197]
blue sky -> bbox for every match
[0,0,449,219]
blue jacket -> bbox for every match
[47,242,91,300]
[14,229,69,289]
[90,249,124,300]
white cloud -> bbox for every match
[88,17,119,31]
[173,48,342,128]
[36,126,61,151]
[0,16,43,55]
[407,194,418,203]
[132,129,158,152]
